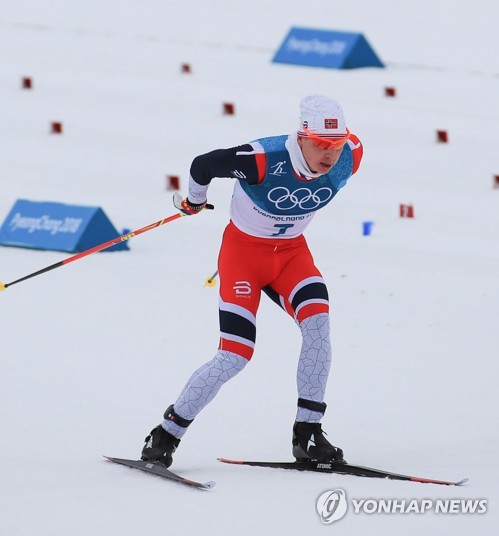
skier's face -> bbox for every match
[298,137,344,174]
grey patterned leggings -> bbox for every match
[162,312,331,438]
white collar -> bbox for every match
[284,132,323,181]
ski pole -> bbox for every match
[0,212,185,292]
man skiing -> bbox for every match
[141,95,363,467]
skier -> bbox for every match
[141,95,363,467]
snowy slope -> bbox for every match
[1,1,498,535]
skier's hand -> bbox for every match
[173,192,214,215]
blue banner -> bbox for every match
[0,199,128,252]
[272,27,384,69]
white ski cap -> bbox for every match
[298,95,348,139]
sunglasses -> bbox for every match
[301,127,351,150]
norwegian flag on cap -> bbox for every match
[298,95,348,137]
[324,119,338,129]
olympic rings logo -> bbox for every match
[267,186,333,210]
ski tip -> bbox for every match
[217,457,243,465]
[103,455,122,463]
[204,481,216,489]
[410,475,470,486]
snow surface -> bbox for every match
[1,1,498,534]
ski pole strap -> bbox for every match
[164,405,194,428]
[297,398,327,415]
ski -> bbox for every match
[218,458,468,487]
[104,456,215,490]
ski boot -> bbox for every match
[141,425,180,468]
[141,405,193,467]
[292,421,346,463]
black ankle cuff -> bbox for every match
[163,405,193,428]
[297,398,327,414]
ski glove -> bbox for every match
[173,192,214,215]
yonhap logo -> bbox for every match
[315,490,488,523]
[316,489,348,524]
[351,498,488,515]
